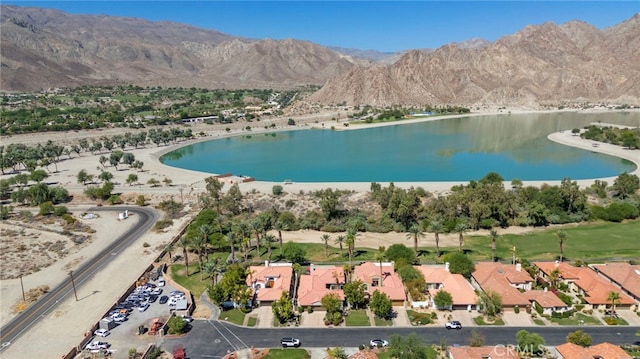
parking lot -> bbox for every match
[79,277,188,359]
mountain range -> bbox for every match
[1,5,639,107]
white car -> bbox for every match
[445,320,463,330]
[110,313,126,322]
[157,278,166,287]
[94,329,110,337]
[86,341,110,350]
[138,302,150,312]
[180,315,193,323]
[369,339,389,348]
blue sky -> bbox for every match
[4,1,640,52]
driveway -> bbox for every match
[252,306,274,328]
[501,311,535,326]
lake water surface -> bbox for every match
[160,112,639,182]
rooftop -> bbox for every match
[555,342,631,359]
[416,265,477,305]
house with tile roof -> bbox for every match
[354,262,406,306]
[448,345,521,359]
[297,265,345,308]
[471,262,533,310]
[415,264,477,311]
[555,342,631,359]
[591,263,640,306]
[246,261,293,306]
[535,262,636,310]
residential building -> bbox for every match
[246,261,293,306]
[591,263,640,305]
[535,262,636,309]
[471,262,533,309]
[448,346,520,359]
[297,265,345,308]
[354,262,406,305]
[555,342,631,359]
[415,264,477,311]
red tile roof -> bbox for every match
[556,342,631,359]
[354,262,406,302]
[246,264,293,302]
[449,346,521,359]
[298,266,345,307]
[416,266,477,306]
[535,262,635,306]
[472,262,533,306]
[591,263,640,300]
[523,290,567,308]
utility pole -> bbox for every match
[19,274,25,301]
[69,270,78,301]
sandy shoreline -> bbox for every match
[2,107,637,196]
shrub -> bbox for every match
[54,205,68,216]
[143,242,150,248]
[307,306,313,314]
[272,185,284,195]
[557,292,573,306]
[514,305,520,314]
[166,315,187,334]
[535,302,544,315]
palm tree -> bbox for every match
[273,220,286,250]
[548,268,561,289]
[264,234,276,261]
[334,235,346,254]
[489,229,499,262]
[345,228,358,265]
[178,236,191,276]
[198,224,212,257]
[375,246,386,287]
[321,234,331,257]
[204,257,223,286]
[607,291,621,319]
[428,219,444,257]
[343,264,354,284]
[555,230,568,262]
[251,219,262,255]
[406,224,424,255]
[165,243,174,261]
[226,232,238,263]
[454,220,469,252]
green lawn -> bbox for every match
[604,317,629,325]
[462,220,640,262]
[474,316,505,325]
[220,308,245,326]
[548,312,601,325]
[374,316,393,326]
[170,252,229,298]
[406,310,435,325]
[247,316,257,327]
[345,309,370,326]
[263,349,310,359]
[533,319,546,325]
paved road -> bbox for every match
[163,320,640,358]
[0,207,159,353]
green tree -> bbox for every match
[178,236,191,276]
[334,235,345,254]
[343,280,367,309]
[607,291,621,319]
[433,290,453,310]
[321,292,343,325]
[442,252,475,278]
[29,169,48,183]
[612,172,640,199]
[136,195,146,206]
[454,219,469,252]
[516,330,545,354]
[566,330,592,347]
[204,176,225,212]
[477,290,502,317]
[166,315,187,334]
[281,242,307,264]
[272,291,295,324]
[427,218,444,257]
[555,230,568,262]
[126,173,138,186]
[321,234,331,257]
[98,171,113,183]
[39,201,55,216]
[489,229,499,262]
[406,224,424,255]
[385,243,416,267]
[370,290,392,318]
[387,333,430,359]
[77,169,90,185]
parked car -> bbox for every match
[159,295,169,304]
[369,339,389,348]
[170,290,184,297]
[151,287,163,295]
[445,320,462,330]
[110,313,127,322]
[157,278,166,287]
[94,329,110,337]
[138,302,150,312]
[86,341,110,350]
[281,338,301,348]
[221,301,236,310]
[180,315,193,323]
[148,295,158,303]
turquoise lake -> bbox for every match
[160,112,640,182]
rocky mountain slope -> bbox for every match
[310,14,640,107]
[2,5,639,107]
